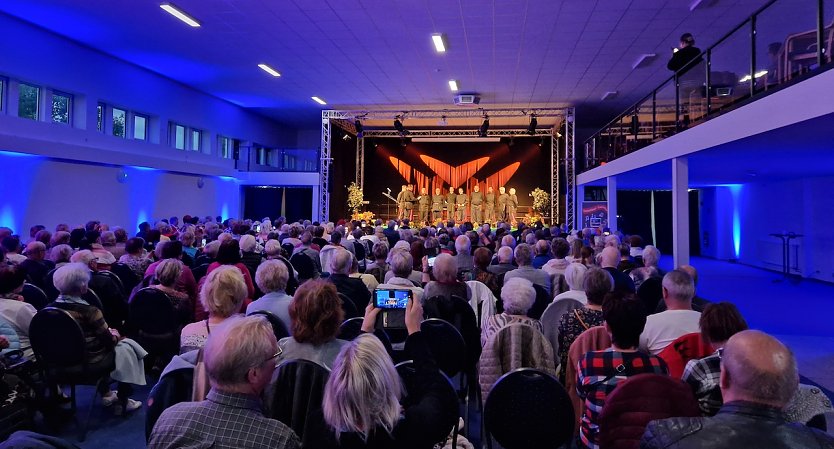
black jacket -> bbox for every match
[667,46,703,73]
[641,401,834,449]
[328,274,371,313]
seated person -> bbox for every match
[642,330,834,448]
[149,316,300,449]
[531,239,552,269]
[118,237,152,279]
[557,267,612,382]
[326,249,371,313]
[19,241,55,290]
[640,270,701,355]
[148,259,193,325]
[577,295,668,449]
[481,277,543,346]
[377,251,424,302]
[275,279,347,370]
[0,265,36,357]
[422,253,470,302]
[180,266,246,353]
[553,262,588,304]
[49,263,145,414]
[504,243,552,295]
[71,249,128,328]
[246,260,293,331]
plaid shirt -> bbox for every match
[682,351,723,416]
[577,349,668,449]
[149,389,300,449]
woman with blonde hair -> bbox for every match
[308,297,456,448]
[179,265,246,353]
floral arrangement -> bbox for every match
[530,187,550,213]
[347,182,364,213]
[351,211,375,222]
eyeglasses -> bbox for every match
[717,347,724,360]
[263,347,282,368]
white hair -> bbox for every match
[513,243,533,266]
[323,333,403,440]
[69,249,96,266]
[501,277,536,315]
[662,269,695,302]
[204,315,277,388]
[604,234,620,247]
[501,234,516,249]
[264,239,282,257]
[329,249,353,275]
[643,245,661,267]
[200,265,247,317]
[48,244,73,263]
[239,234,258,253]
[53,263,90,296]
[389,251,413,278]
[432,253,457,283]
[497,246,513,264]
[600,246,619,269]
[155,259,183,287]
[565,263,588,291]
[255,259,288,293]
[203,240,221,258]
[454,235,471,255]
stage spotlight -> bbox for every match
[394,117,408,135]
[478,116,489,137]
[354,119,364,138]
[527,115,538,135]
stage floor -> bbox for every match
[662,255,834,430]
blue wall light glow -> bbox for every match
[0,150,42,232]
[728,184,743,259]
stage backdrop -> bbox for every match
[354,138,551,222]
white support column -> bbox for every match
[607,176,617,233]
[672,157,690,268]
[575,184,584,231]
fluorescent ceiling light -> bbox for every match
[448,80,459,91]
[258,64,281,77]
[311,96,327,105]
[601,91,618,101]
[160,3,201,27]
[632,53,657,70]
[432,34,447,53]
[412,137,501,143]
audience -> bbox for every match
[481,278,542,345]
[600,246,636,293]
[119,237,151,279]
[275,279,346,370]
[0,265,36,357]
[19,241,55,289]
[207,239,255,301]
[470,247,500,299]
[640,270,701,355]
[377,251,424,302]
[531,239,552,269]
[504,243,551,295]
[327,249,371,313]
[487,246,515,277]
[557,267,612,382]
[642,330,834,448]
[422,253,469,302]
[578,295,667,449]
[553,262,588,304]
[148,259,193,324]
[246,260,293,331]
[180,266,246,353]
[149,316,300,449]
[454,235,475,273]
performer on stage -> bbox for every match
[431,187,444,222]
[485,185,495,224]
[445,186,456,222]
[498,186,509,222]
[403,184,415,221]
[508,187,519,225]
[470,184,483,223]
[456,188,468,222]
[418,187,430,225]
[396,185,407,220]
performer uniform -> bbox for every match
[396,189,406,220]
[431,192,444,222]
[446,190,456,221]
[485,190,496,223]
[497,191,509,222]
[470,189,483,223]
[402,188,416,221]
[508,191,519,225]
[456,192,468,222]
[418,191,431,225]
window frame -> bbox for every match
[112,106,127,138]
[50,90,72,125]
[132,113,148,141]
[190,128,202,152]
[17,82,40,121]
[170,122,186,150]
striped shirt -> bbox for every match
[577,348,668,449]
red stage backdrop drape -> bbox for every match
[333,138,550,221]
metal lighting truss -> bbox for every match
[320,107,574,224]
[564,107,576,230]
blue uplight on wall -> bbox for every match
[729,184,743,259]
[0,150,42,233]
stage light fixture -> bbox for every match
[432,34,447,53]
[160,3,201,27]
[527,115,538,135]
[354,120,364,138]
[478,116,489,137]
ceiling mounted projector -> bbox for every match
[454,94,480,106]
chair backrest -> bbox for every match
[21,283,49,311]
[281,243,295,257]
[336,317,364,341]
[110,262,141,294]
[96,270,125,295]
[598,374,700,449]
[479,323,556,402]
[336,292,360,319]
[190,263,210,283]
[420,318,467,378]
[247,310,290,341]
[484,368,574,449]
[395,360,460,447]
[29,307,87,368]
[353,241,367,266]
[540,298,584,367]
[145,367,195,442]
[657,332,714,379]
[290,253,315,281]
[82,288,104,311]
[637,277,663,314]
[265,359,331,446]
[528,284,552,320]
[128,288,178,335]
[423,295,481,368]
[43,268,60,301]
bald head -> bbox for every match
[600,246,619,268]
[720,330,798,408]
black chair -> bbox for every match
[395,360,461,449]
[29,307,116,441]
[190,263,210,284]
[290,253,316,281]
[127,288,180,363]
[247,310,290,341]
[528,284,553,320]
[43,268,60,302]
[337,317,364,341]
[353,241,367,272]
[144,367,194,442]
[423,295,481,368]
[637,277,663,314]
[483,368,574,449]
[193,254,213,267]
[265,359,330,447]
[419,318,467,379]
[281,243,295,258]
[337,292,360,319]
[95,270,125,296]
[81,288,104,311]
[110,263,140,295]
[21,283,49,310]
[90,272,127,329]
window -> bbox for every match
[112,107,126,138]
[219,136,235,159]
[172,123,185,149]
[190,129,201,151]
[256,146,269,165]
[18,83,39,120]
[96,103,104,132]
[133,114,147,140]
[51,92,71,124]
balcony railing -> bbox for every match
[583,0,834,171]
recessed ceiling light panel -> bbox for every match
[160,3,201,27]
[432,34,447,53]
[448,80,459,91]
[311,96,327,105]
[258,64,281,77]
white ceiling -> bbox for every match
[0,0,771,129]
